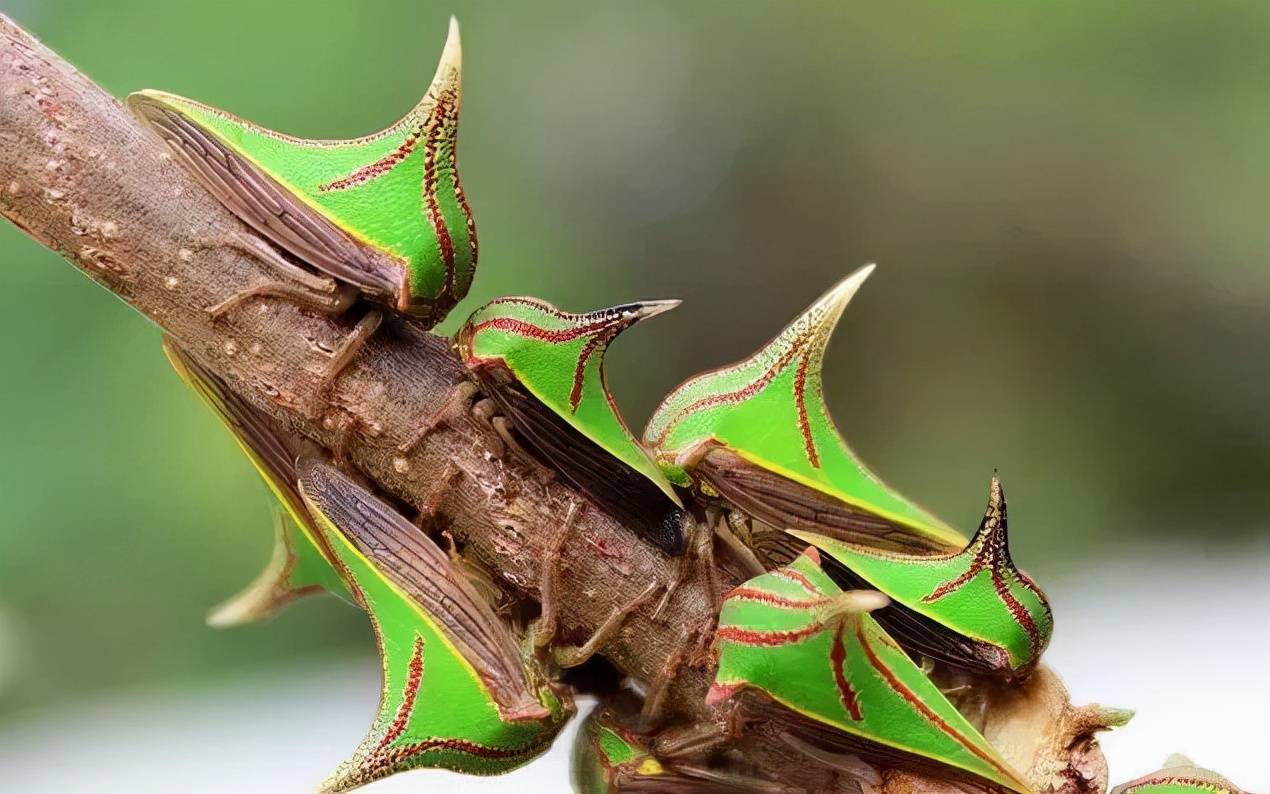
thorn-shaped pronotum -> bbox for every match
[708,548,1035,794]
[792,475,1054,678]
[168,338,570,789]
[129,17,475,324]
[457,297,688,554]
[297,459,572,791]
[644,265,966,555]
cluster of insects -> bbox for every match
[127,19,1246,794]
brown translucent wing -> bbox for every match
[619,769,792,793]
[735,696,1011,794]
[470,363,686,555]
[129,98,405,307]
[697,447,960,555]
[819,554,1009,677]
[296,458,548,720]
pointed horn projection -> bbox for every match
[456,296,688,554]
[644,265,966,555]
[792,475,1054,678]
[204,507,338,629]
[709,549,1034,794]
[296,459,570,791]
[613,298,683,325]
[127,17,475,323]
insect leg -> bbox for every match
[396,380,480,455]
[552,581,660,669]
[205,279,355,319]
[319,308,383,387]
[637,626,697,728]
[715,510,767,578]
[652,513,721,620]
[227,230,339,294]
[533,499,584,649]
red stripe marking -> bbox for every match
[319,127,424,192]
[923,566,980,602]
[375,635,425,752]
[922,521,1048,656]
[422,93,458,300]
[856,623,1018,783]
[830,622,863,720]
[716,622,825,647]
[569,330,609,411]
[992,569,1043,655]
[452,161,477,274]
[650,335,808,448]
[470,316,612,345]
[385,736,541,763]
[793,352,819,467]
[726,586,829,610]
[771,566,819,595]
[600,367,624,420]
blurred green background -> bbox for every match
[1,0,1268,746]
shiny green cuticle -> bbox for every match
[129,19,474,318]
[457,296,683,507]
[644,264,964,551]
[793,476,1054,674]
[708,549,1034,794]
[298,461,570,792]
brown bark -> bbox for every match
[0,14,1114,792]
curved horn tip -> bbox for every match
[429,15,462,92]
[632,298,682,320]
[808,263,877,333]
[989,472,1004,505]
[445,16,462,57]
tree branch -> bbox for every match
[0,14,1113,792]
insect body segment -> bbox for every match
[457,296,688,554]
[644,265,965,555]
[298,459,571,791]
[709,549,1034,794]
[128,18,474,323]
[793,476,1053,677]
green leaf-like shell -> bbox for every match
[457,296,688,553]
[792,476,1053,676]
[644,265,964,553]
[709,548,1033,794]
[298,460,570,791]
[129,18,474,320]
